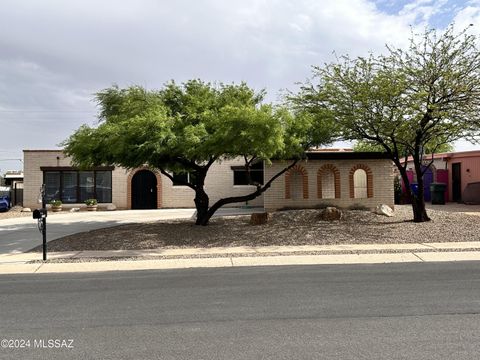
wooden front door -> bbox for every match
[131,170,157,209]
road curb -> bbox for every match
[1,250,480,274]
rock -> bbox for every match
[319,207,343,221]
[106,204,117,211]
[21,207,31,212]
[250,212,271,225]
[70,208,80,212]
[375,204,394,217]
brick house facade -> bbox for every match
[264,152,394,211]
[23,150,393,211]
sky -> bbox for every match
[1,0,480,173]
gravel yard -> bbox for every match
[30,205,480,252]
[0,206,34,220]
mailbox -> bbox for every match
[33,208,47,219]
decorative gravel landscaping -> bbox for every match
[29,205,479,252]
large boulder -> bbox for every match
[375,204,394,217]
[250,212,271,225]
[319,207,343,221]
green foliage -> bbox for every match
[63,79,336,224]
[64,80,333,172]
[50,200,62,206]
[293,25,480,157]
[353,141,454,154]
[291,25,480,221]
[85,199,98,206]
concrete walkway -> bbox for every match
[0,207,263,254]
[1,241,480,275]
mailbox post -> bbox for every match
[33,184,47,261]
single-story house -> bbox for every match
[2,170,24,206]
[23,149,394,211]
[403,149,480,203]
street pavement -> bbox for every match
[0,207,262,254]
[1,262,480,359]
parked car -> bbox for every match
[0,195,11,212]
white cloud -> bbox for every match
[0,0,478,171]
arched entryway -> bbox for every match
[131,170,158,209]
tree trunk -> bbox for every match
[196,159,300,226]
[411,195,430,222]
[194,187,210,226]
[411,156,431,223]
[393,158,430,223]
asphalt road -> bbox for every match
[1,262,480,359]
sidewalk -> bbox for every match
[1,242,480,274]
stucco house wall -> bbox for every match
[404,150,480,202]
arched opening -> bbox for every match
[317,165,340,199]
[290,171,303,200]
[349,164,373,199]
[285,165,308,199]
[131,170,158,209]
[320,170,335,199]
[353,169,368,199]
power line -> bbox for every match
[0,110,96,113]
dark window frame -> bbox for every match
[42,170,112,203]
[231,162,264,186]
[172,172,196,186]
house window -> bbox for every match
[43,170,112,203]
[353,169,368,198]
[95,171,112,203]
[232,162,264,185]
[44,172,61,202]
[79,171,95,202]
[172,172,196,186]
[62,171,78,203]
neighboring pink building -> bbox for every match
[403,150,480,203]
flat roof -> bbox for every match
[4,174,23,179]
[23,149,63,152]
[305,151,390,160]
[24,149,391,161]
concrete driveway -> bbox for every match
[0,207,263,254]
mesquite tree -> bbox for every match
[292,25,480,222]
[63,80,335,225]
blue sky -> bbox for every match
[1,0,480,172]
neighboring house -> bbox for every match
[3,170,23,206]
[403,150,480,203]
[3,170,23,187]
[23,149,394,211]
